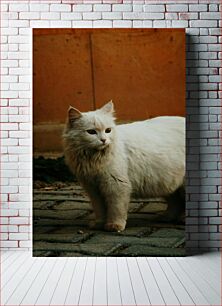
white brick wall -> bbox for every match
[0,0,221,252]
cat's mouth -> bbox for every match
[97,143,109,150]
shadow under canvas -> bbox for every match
[185,34,204,256]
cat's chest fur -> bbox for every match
[64,141,124,178]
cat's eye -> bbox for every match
[105,128,111,133]
[86,129,97,135]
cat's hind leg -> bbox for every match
[163,185,185,223]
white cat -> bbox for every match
[63,101,185,232]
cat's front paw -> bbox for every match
[104,222,125,232]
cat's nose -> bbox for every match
[100,138,106,144]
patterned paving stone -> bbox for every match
[117,245,186,257]
[34,201,57,210]
[116,227,152,237]
[34,218,92,227]
[59,252,85,257]
[87,234,183,248]
[33,241,125,256]
[34,232,92,243]
[53,201,92,211]
[33,182,185,257]
[51,226,92,235]
[149,228,186,239]
[139,202,167,213]
[34,226,58,234]
[34,209,90,220]
[33,251,53,257]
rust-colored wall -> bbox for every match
[91,30,185,120]
[33,30,94,124]
[33,29,185,154]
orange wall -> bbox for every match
[33,29,185,153]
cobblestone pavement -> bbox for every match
[33,182,185,257]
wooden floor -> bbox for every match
[1,251,221,306]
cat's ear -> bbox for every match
[68,106,82,123]
[100,100,114,114]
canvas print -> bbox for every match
[33,29,186,257]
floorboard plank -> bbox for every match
[157,258,195,305]
[147,257,179,305]
[137,257,165,305]
[93,257,107,306]
[3,257,41,305]
[106,257,122,306]
[127,257,150,305]
[35,258,68,305]
[0,251,14,263]
[176,257,221,305]
[1,253,30,290]
[195,253,220,274]
[167,257,210,305]
[78,257,96,306]
[183,256,220,295]
[2,252,22,273]
[50,257,78,305]
[19,258,56,305]
[117,257,136,305]
[64,257,87,305]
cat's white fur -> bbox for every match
[63,101,185,232]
